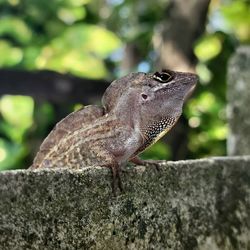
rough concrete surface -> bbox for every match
[0,156,250,250]
[227,46,250,155]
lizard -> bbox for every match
[30,69,198,193]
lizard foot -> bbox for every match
[129,156,164,171]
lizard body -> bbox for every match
[31,69,197,192]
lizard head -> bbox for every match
[102,69,197,154]
[103,69,197,127]
[137,69,198,121]
[135,69,198,132]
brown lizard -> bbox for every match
[30,69,197,193]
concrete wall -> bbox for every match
[1,156,250,250]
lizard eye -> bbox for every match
[153,71,172,83]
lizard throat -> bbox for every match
[135,116,178,155]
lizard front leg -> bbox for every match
[99,159,123,196]
[89,146,123,195]
[109,161,123,196]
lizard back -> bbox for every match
[31,105,104,168]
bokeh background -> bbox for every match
[0,0,249,170]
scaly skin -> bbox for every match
[31,69,198,193]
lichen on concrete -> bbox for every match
[0,156,250,249]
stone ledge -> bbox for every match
[0,156,250,250]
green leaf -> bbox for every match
[58,24,122,57]
[37,50,108,78]
[0,40,23,67]
[0,95,34,142]
[0,17,32,45]
[36,24,121,78]
[0,139,25,171]
[194,34,222,61]
[221,0,250,41]
[57,7,86,24]
[0,95,34,129]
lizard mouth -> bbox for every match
[183,73,198,101]
[184,83,196,102]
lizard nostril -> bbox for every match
[141,94,148,100]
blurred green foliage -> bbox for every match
[0,95,34,169]
[0,0,249,170]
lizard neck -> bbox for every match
[112,91,141,130]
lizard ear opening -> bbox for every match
[141,93,148,100]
